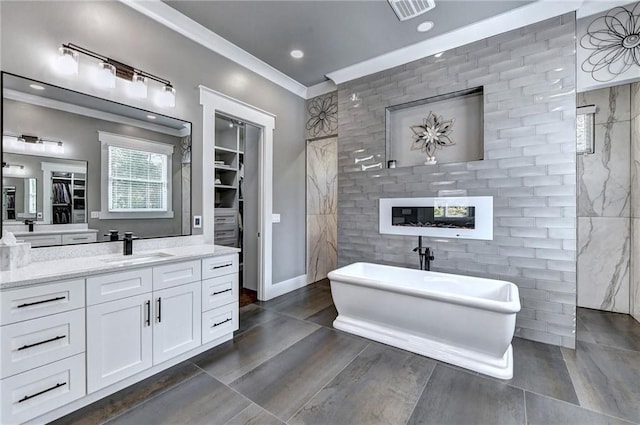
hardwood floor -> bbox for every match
[53,285,640,425]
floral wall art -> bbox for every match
[578,2,640,91]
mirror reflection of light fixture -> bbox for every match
[2,133,64,155]
[2,162,26,177]
[53,43,175,107]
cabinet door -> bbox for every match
[86,294,152,393]
[153,282,201,365]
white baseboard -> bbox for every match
[264,273,307,300]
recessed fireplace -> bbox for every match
[380,197,493,240]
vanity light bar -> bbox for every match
[2,133,64,154]
[56,43,176,107]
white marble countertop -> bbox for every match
[13,229,100,236]
[0,244,240,290]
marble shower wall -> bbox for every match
[577,85,631,313]
[306,93,338,283]
[631,82,640,323]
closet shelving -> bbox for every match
[51,171,86,224]
[214,116,242,248]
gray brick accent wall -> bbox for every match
[336,14,577,348]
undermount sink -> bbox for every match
[102,252,174,266]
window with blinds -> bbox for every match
[108,146,168,212]
[99,131,174,219]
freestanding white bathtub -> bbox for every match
[327,263,521,379]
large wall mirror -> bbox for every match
[1,72,192,247]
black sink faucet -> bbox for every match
[104,230,119,241]
[123,232,137,256]
[24,219,34,232]
[413,236,435,271]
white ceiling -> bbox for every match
[123,0,633,98]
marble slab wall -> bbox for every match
[307,137,338,283]
[577,85,631,314]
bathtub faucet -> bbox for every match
[413,236,435,271]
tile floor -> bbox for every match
[54,281,640,425]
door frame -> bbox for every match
[200,86,274,301]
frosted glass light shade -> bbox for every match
[2,136,26,153]
[94,62,116,89]
[128,73,148,99]
[55,47,79,75]
[156,85,176,108]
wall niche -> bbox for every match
[385,87,484,168]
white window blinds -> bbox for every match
[99,131,174,218]
[108,145,168,212]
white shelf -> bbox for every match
[215,146,237,154]
[215,165,237,171]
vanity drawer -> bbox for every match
[87,268,152,306]
[0,353,85,425]
[214,229,237,240]
[0,280,85,326]
[62,233,97,245]
[153,260,202,291]
[214,215,236,225]
[202,254,238,279]
[17,234,62,248]
[202,274,238,312]
[202,302,238,344]
[0,309,85,379]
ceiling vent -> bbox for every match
[387,0,436,21]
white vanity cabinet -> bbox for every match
[86,261,204,393]
[0,249,238,424]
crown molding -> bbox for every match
[326,0,584,85]
[577,0,631,18]
[120,0,308,99]
[305,80,338,99]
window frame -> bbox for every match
[98,131,174,219]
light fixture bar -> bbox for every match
[63,43,172,86]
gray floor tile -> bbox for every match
[290,343,435,425]
[267,286,335,320]
[577,308,640,352]
[304,303,337,327]
[525,392,634,425]
[51,361,202,425]
[224,403,285,425]
[236,304,283,335]
[229,327,369,422]
[562,341,640,424]
[106,373,250,425]
[407,364,526,425]
[193,314,320,384]
[507,337,578,404]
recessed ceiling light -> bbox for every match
[417,21,434,33]
[146,114,156,120]
[434,52,444,58]
[29,84,45,90]
[290,49,304,59]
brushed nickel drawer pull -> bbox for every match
[17,296,66,308]
[17,335,66,351]
[212,288,232,296]
[18,382,66,403]
[212,263,232,270]
[212,318,232,327]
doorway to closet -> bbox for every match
[214,114,260,306]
